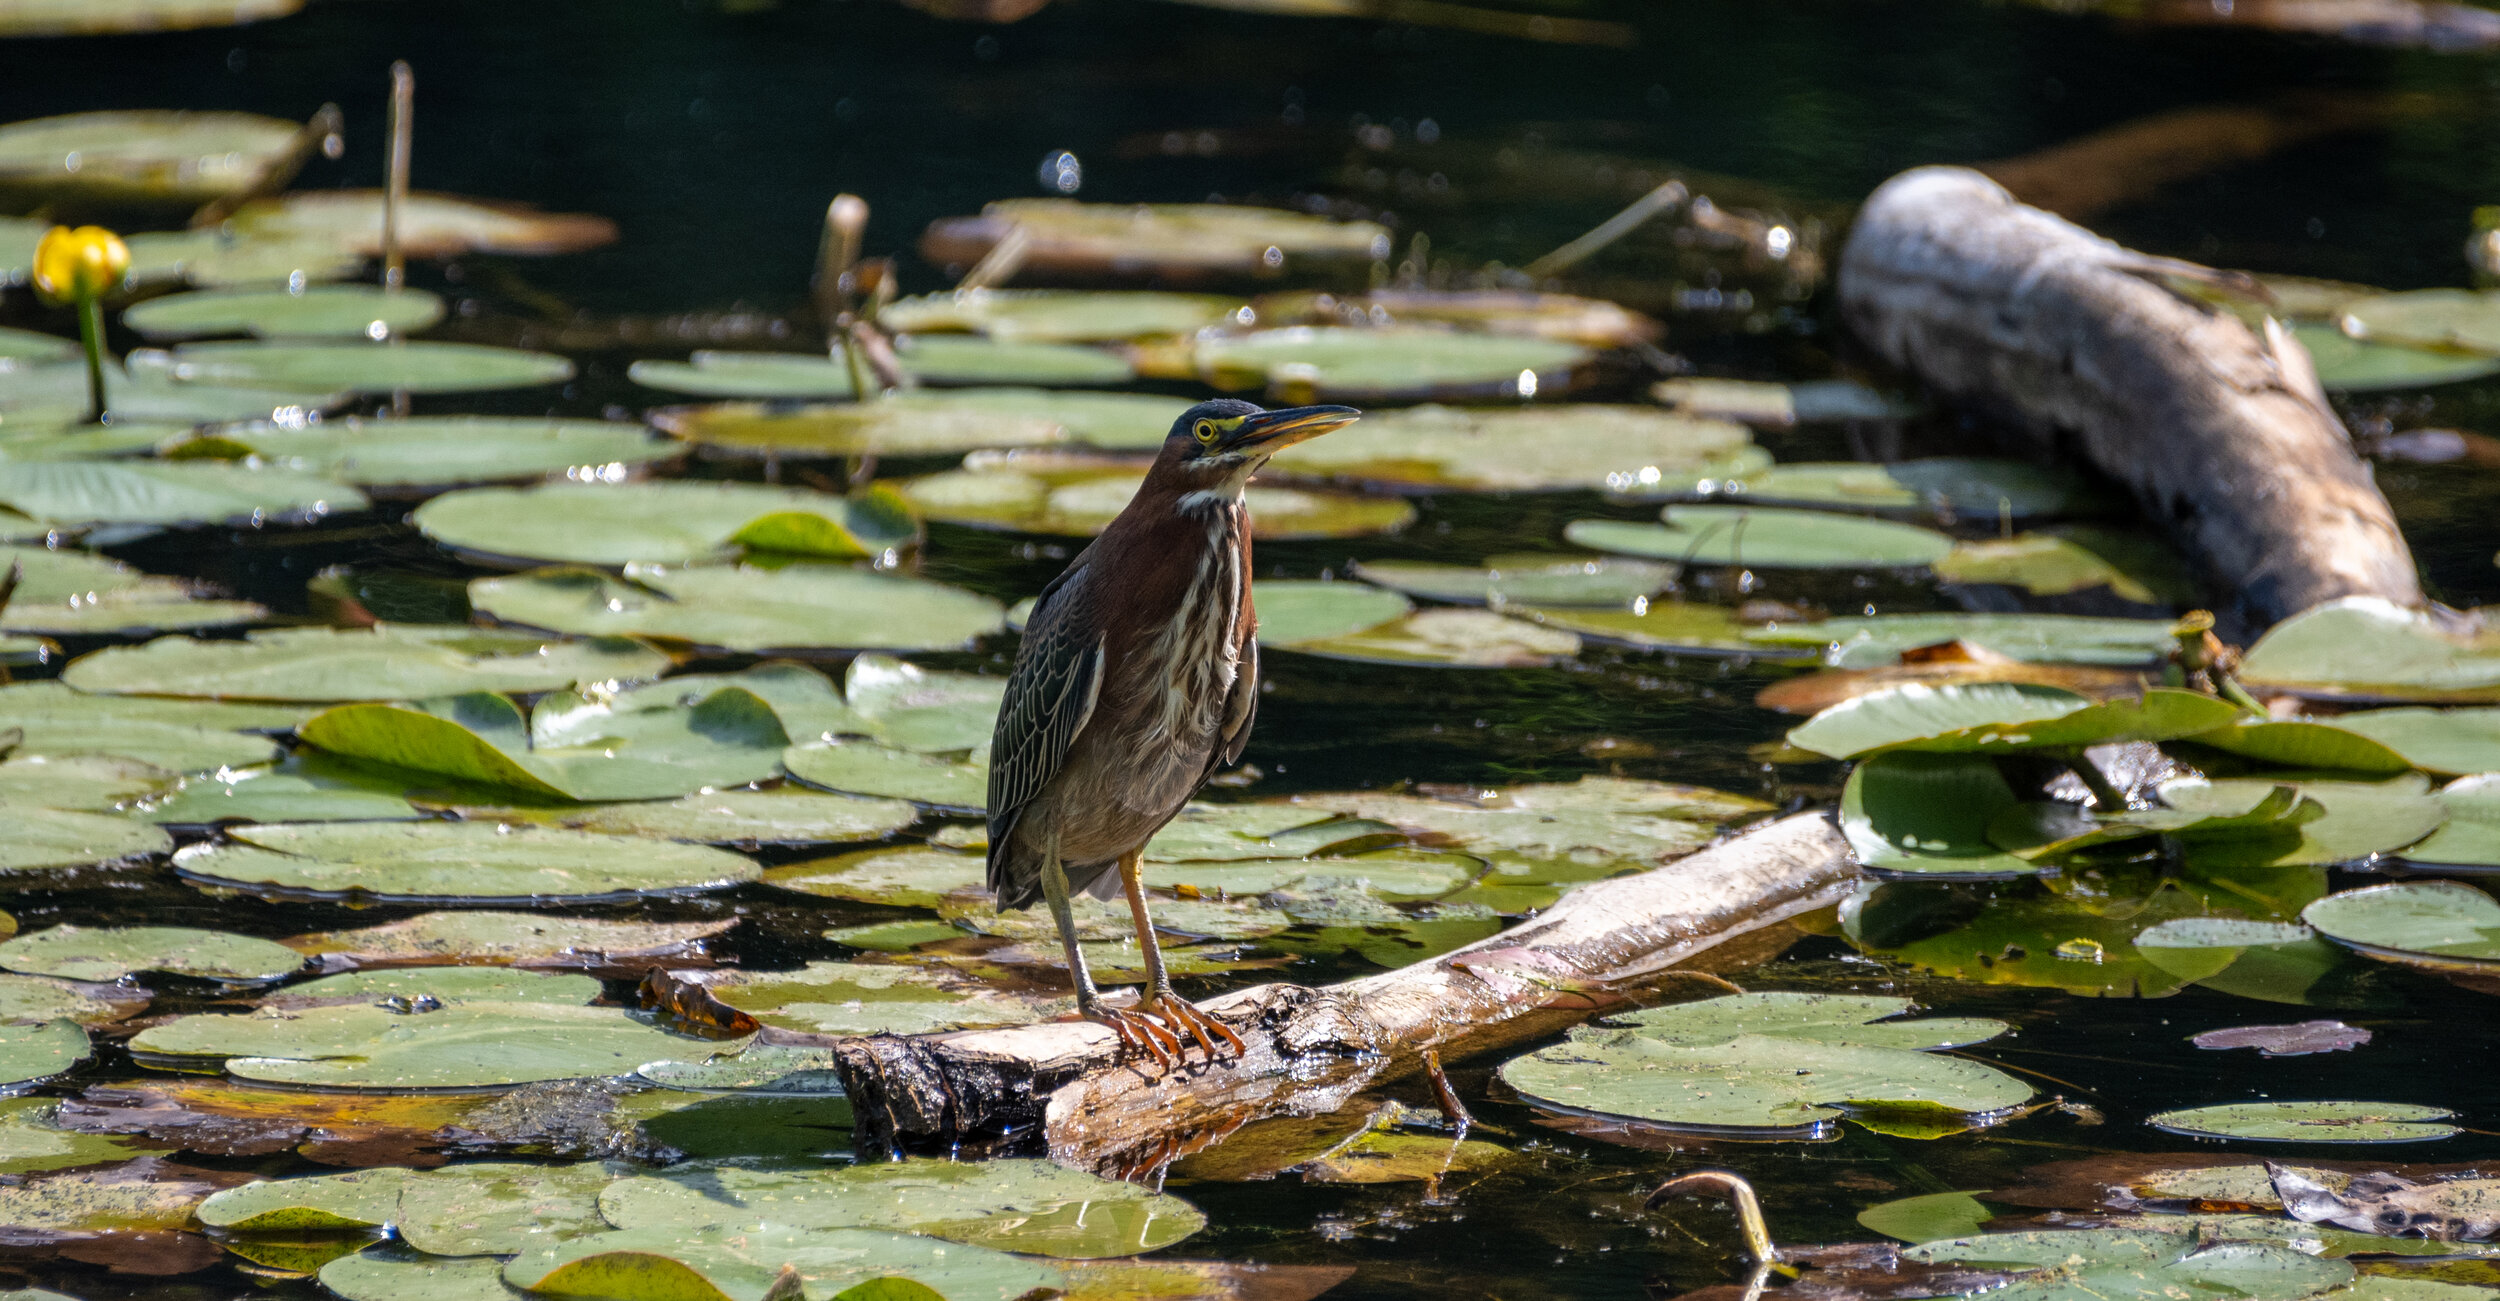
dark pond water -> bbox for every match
[7,1,2500,1299]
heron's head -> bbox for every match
[1157,398,1360,488]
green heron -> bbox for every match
[988,398,1361,1065]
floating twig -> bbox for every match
[1526,179,1688,279]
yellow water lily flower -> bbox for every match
[31,224,130,305]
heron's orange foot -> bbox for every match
[1085,1004,1184,1069]
[1143,995,1245,1060]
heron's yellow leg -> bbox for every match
[1119,849,1245,1059]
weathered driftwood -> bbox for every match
[1838,166,2422,631]
[834,812,1855,1172]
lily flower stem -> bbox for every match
[75,294,107,424]
[2214,670,2268,718]
[2061,748,2128,811]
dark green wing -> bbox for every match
[985,562,1104,883]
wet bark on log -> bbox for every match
[1837,165,2422,632]
[834,812,1855,1173]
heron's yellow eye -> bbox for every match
[1193,419,1218,443]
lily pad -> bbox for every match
[1568,505,1956,569]
[1152,326,1589,401]
[0,753,171,811]
[322,1248,523,1301]
[1747,612,2179,669]
[1141,848,1480,899]
[821,920,965,952]
[1143,803,1404,862]
[0,458,364,529]
[2304,880,2500,971]
[196,1166,410,1231]
[196,417,673,491]
[1711,458,2116,520]
[2160,776,2447,869]
[882,289,1247,342]
[2134,918,2348,1005]
[0,925,302,983]
[145,341,573,395]
[123,226,365,290]
[283,911,736,969]
[262,967,601,1009]
[394,1160,623,1256]
[473,788,917,847]
[784,742,986,809]
[1241,579,1411,645]
[1789,683,2245,759]
[600,1159,1203,1259]
[760,847,986,909]
[144,770,421,828]
[1275,607,1582,667]
[1934,530,2190,604]
[2147,1101,2460,1144]
[654,387,1186,459]
[504,1223,1059,1301]
[894,335,1137,386]
[2291,323,2500,392]
[628,353,864,400]
[124,286,444,341]
[134,999,743,1089]
[1844,880,2255,999]
[1271,777,1766,883]
[0,805,170,872]
[1265,404,1762,493]
[2313,707,2500,776]
[920,198,1390,281]
[0,1021,88,1090]
[0,1098,162,1173]
[0,544,264,636]
[414,482,919,568]
[0,682,305,773]
[1842,752,2038,879]
[0,110,302,204]
[174,821,760,903]
[1496,992,2027,1138]
[683,962,1056,1037]
[2342,289,2500,356]
[2404,773,2500,870]
[470,564,1002,655]
[1501,601,1767,656]
[1652,377,1920,425]
[2240,599,2500,701]
[227,191,618,259]
[1858,1190,1998,1243]
[0,974,148,1028]
[1351,555,1673,607]
[900,458,1413,540]
[63,625,669,702]
[1905,1229,2353,1301]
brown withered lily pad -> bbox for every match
[56,1078,666,1170]
[1990,1154,2500,1214]
[2192,1020,2374,1058]
[0,1156,253,1275]
[2273,1163,2500,1241]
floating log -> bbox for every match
[833,812,1855,1172]
[1836,166,2423,632]
[1976,95,2389,222]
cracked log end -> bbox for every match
[834,812,1857,1172]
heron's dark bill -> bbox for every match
[1219,404,1361,454]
